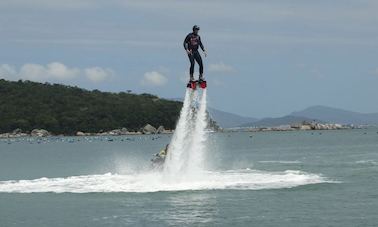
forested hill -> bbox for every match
[0,79,182,134]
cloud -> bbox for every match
[19,0,374,31]
[208,62,235,73]
[211,78,225,87]
[295,64,325,79]
[0,0,103,10]
[295,63,326,79]
[17,62,80,81]
[370,68,378,76]
[0,64,17,79]
[180,71,190,83]
[0,62,113,83]
[2,0,378,49]
[85,67,114,83]
[368,68,378,77]
[141,71,167,86]
[309,68,325,79]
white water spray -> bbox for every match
[187,89,208,173]
[163,88,208,177]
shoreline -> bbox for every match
[1,126,374,139]
[0,130,174,139]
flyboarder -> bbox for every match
[151,144,169,169]
[183,25,207,89]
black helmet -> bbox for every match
[192,25,200,31]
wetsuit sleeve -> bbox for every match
[183,34,190,50]
[199,36,205,51]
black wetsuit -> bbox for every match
[183,32,205,77]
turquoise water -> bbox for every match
[0,129,378,226]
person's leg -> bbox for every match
[188,54,195,81]
[194,52,204,80]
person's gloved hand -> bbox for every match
[203,50,207,57]
[186,49,192,55]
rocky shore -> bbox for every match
[0,122,362,139]
[225,122,356,132]
[0,124,174,138]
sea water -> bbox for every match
[0,129,378,226]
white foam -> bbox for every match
[259,160,302,164]
[355,160,378,165]
[0,169,333,193]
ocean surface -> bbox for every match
[0,128,378,226]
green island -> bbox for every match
[0,79,182,135]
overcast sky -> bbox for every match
[1,0,378,118]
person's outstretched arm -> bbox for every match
[199,36,206,56]
[199,36,205,51]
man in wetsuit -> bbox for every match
[183,25,207,82]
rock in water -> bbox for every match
[31,129,50,137]
[120,127,128,135]
[76,131,86,136]
[300,125,312,130]
[156,126,165,134]
[142,124,157,134]
[108,129,122,135]
[12,128,22,134]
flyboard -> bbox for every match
[187,79,207,89]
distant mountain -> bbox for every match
[169,98,185,102]
[239,115,315,127]
[239,105,378,127]
[207,108,258,128]
[290,105,378,125]
[168,98,258,128]
[168,101,378,128]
